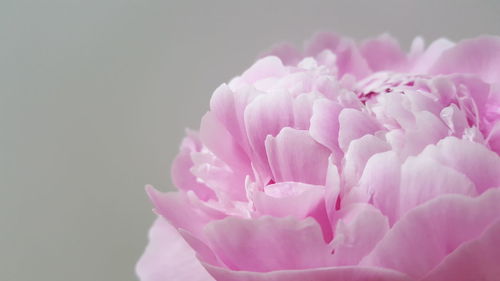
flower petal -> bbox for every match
[204,263,414,281]
[244,91,294,180]
[203,216,330,272]
[265,128,330,185]
[422,219,500,281]
[171,134,216,201]
[360,188,500,279]
[429,36,500,83]
[420,137,500,193]
[136,217,214,281]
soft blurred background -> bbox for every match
[1,1,499,280]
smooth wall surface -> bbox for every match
[1,1,499,280]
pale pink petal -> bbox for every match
[203,216,330,271]
[399,156,477,215]
[360,188,500,279]
[265,128,330,185]
[338,108,381,152]
[171,135,216,201]
[305,32,342,57]
[343,134,390,187]
[292,92,322,130]
[253,182,332,241]
[200,111,251,174]
[209,83,258,157]
[358,151,402,224]
[421,137,500,193]
[204,263,414,281]
[136,217,214,281]
[241,56,287,84]
[330,203,389,266]
[146,187,225,236]
[422,219,500,281]
[411,38,454,73]
[309,98,343,155]
[260,43,302,66]
[429,36,500,83]
[360,34,407,71]
[244,91,294,180]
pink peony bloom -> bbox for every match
[136,33,500,281]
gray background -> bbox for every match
[1,1,499,280]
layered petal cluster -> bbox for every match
[137,33,500,281]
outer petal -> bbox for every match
[203,216,331,272]
[171,134,216,201]
[398,156,477,215]
[136,217,214,281]
[241,56,287,84]
[429,36,500,83]
[420,137,500,193]
[360,188,500,279]
[204,263,414,281]
[146,187,225,236]
[265,128,330,185]
[422,219,500,281]
[360,34,407,71]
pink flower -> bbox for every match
[136,33,500,281]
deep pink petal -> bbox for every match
[136,217,214,281]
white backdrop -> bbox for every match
[1,1,499,280]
